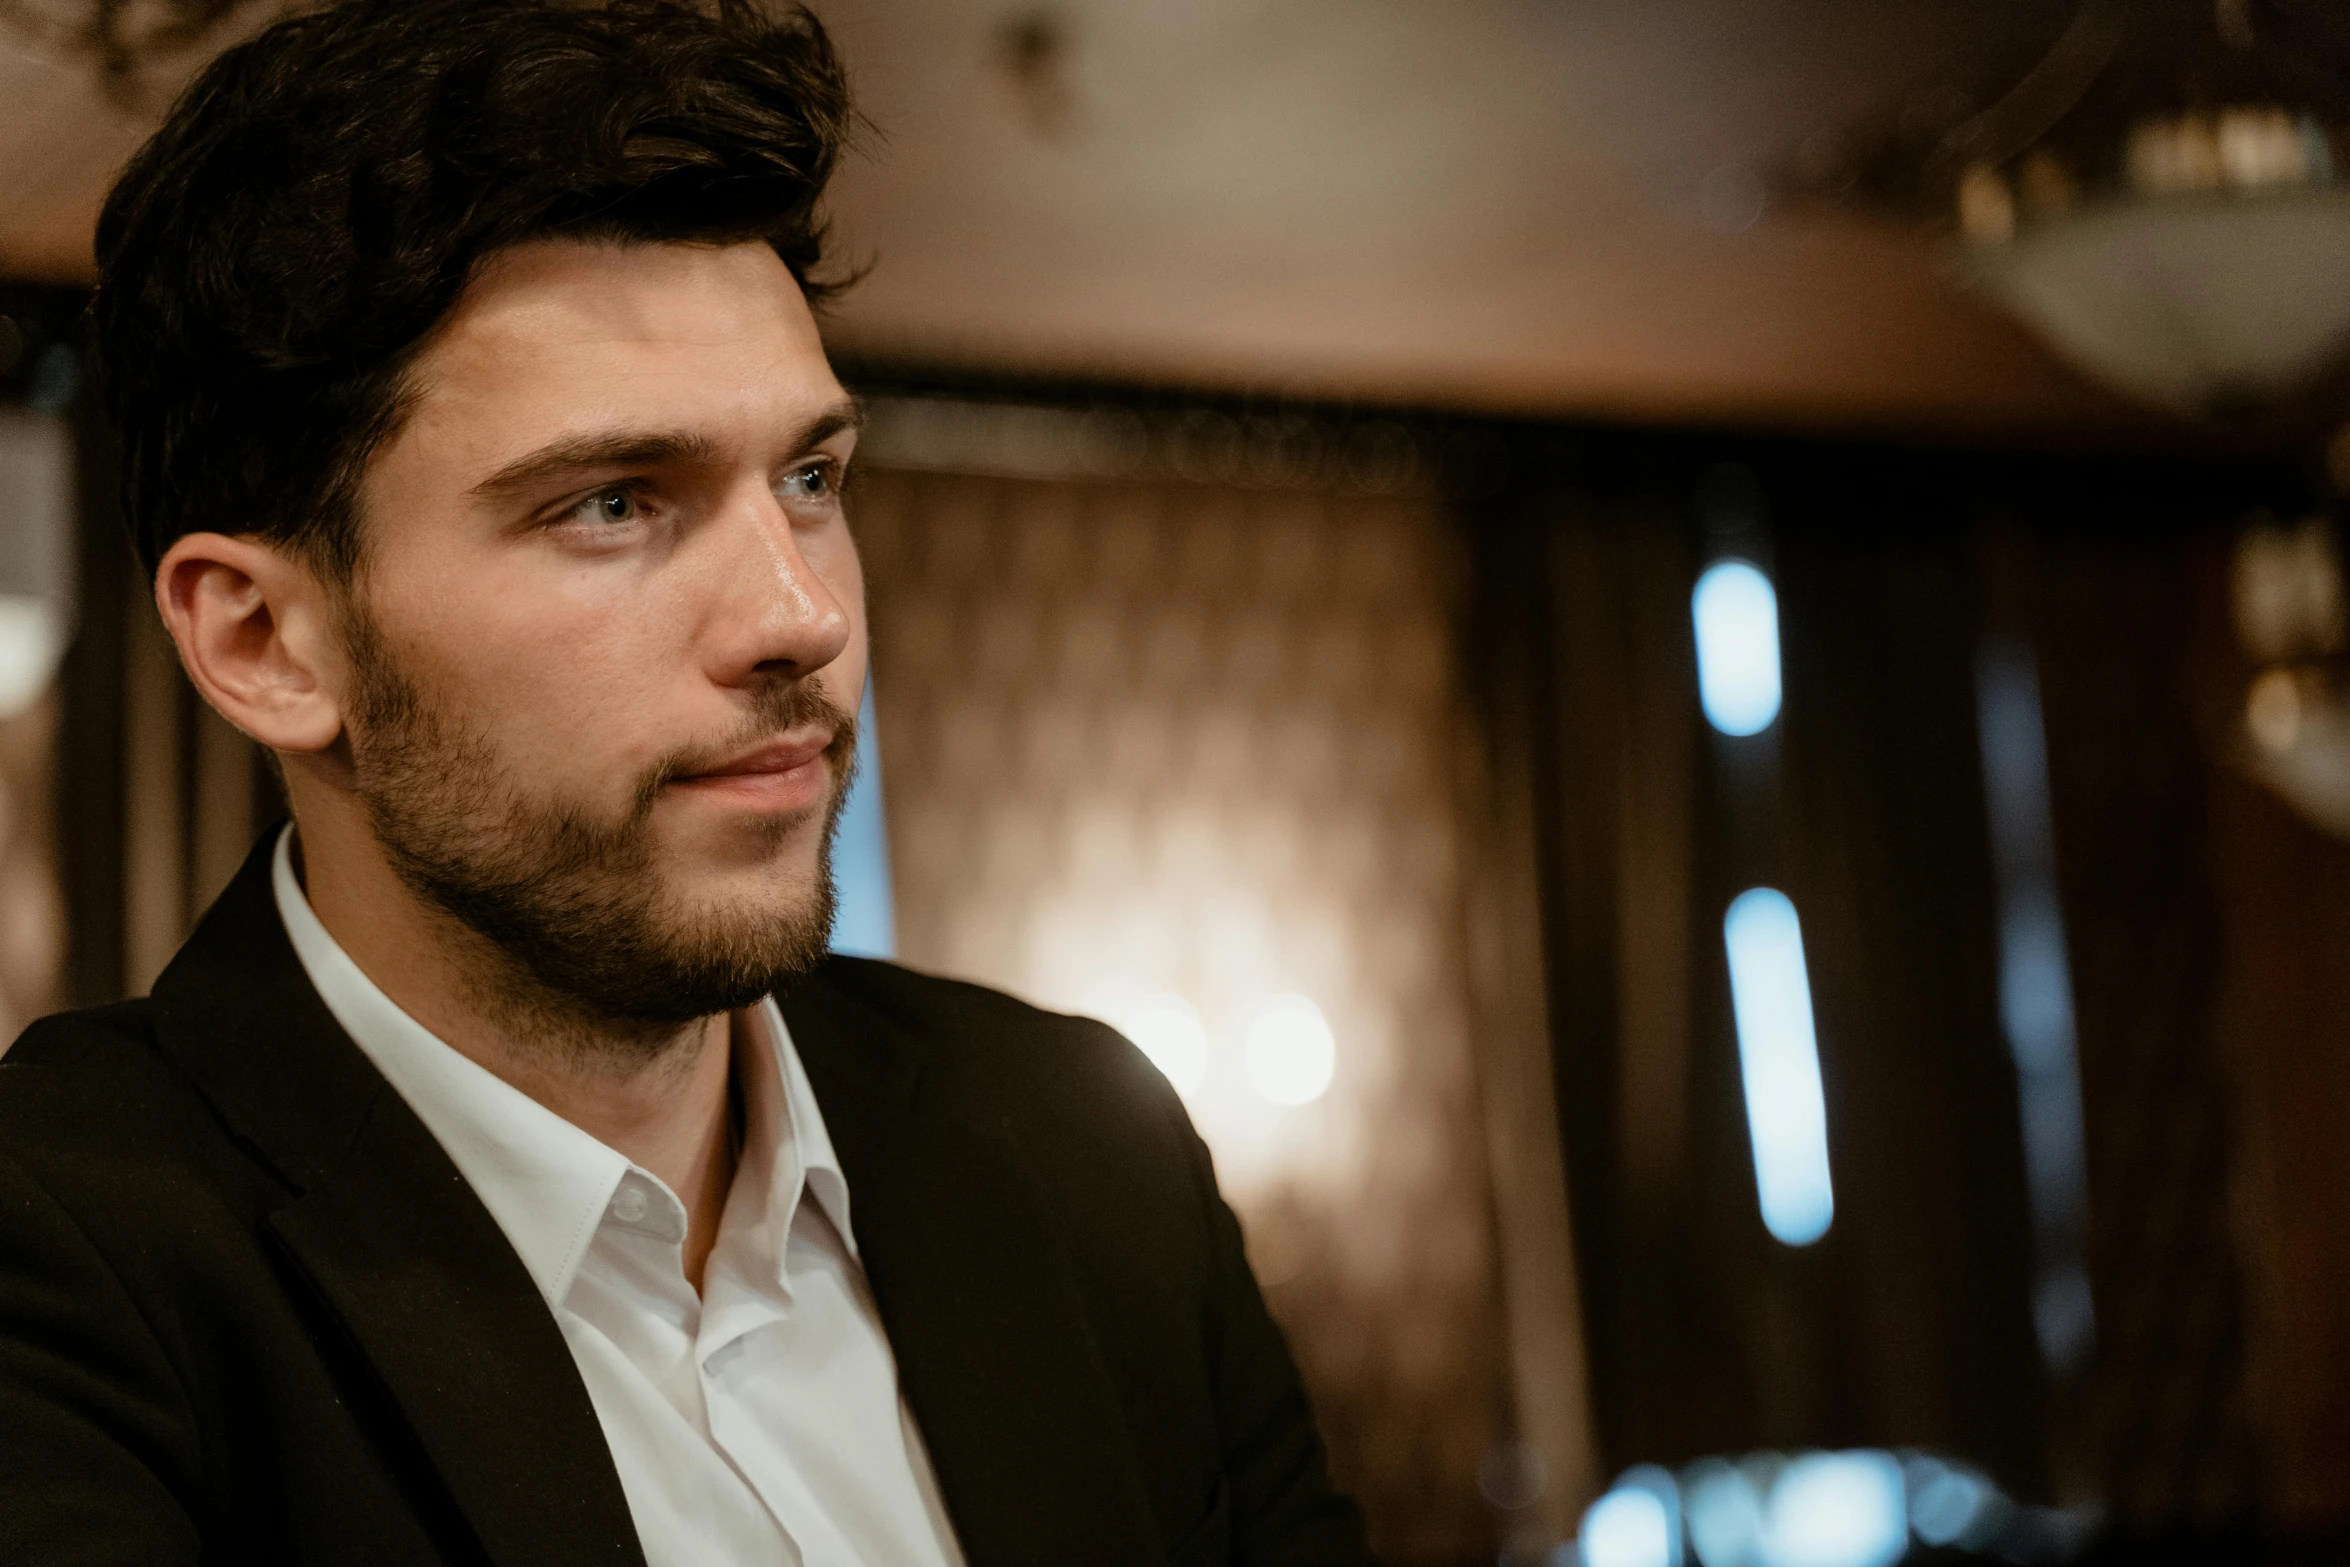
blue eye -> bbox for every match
[779,462,836,502]
[577,487,641,525]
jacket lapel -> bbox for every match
[783,968,1170,1567]
[151,835,645,1567]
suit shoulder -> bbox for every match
[807,954,1123,1054]
[2,1000,170,1103]
[803,961,1222,1285]
[802,956,1180,1121]
[0,1000,220,1170]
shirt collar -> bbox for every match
[269,825,858,1304]
[734,996,858,1261]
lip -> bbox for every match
[668,728,836,812]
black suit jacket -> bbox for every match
[0,839,1372,1565]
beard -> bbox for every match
[340,609,854,1044]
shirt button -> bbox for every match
[610,1185,649,1224]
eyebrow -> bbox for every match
[467,398,867,500]
[795,399,867,457]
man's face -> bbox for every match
[340,239,866,1026]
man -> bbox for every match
[0,2,1372,1562]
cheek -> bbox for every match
[376,561,687,776]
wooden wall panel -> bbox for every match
[851,463,1525,1563]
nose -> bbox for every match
[699,482,854,687]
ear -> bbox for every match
[154,532,347,754]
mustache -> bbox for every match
[632,679,860,809]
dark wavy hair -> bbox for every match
[91,0,856,580]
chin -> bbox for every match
[668,832,830,912]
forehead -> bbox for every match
[398,238,840,460]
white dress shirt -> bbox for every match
[271,829,967,1567]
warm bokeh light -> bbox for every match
[1112,992,1210,1096]
[0,410,71,720]
[1243,993,1336,1106]
[2246,664,2302,752]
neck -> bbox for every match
[288,794,739,1289]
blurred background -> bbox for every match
[5,1,2350,1563]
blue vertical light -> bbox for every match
[1692,560,1783,736]
[1724,887,1834,1246]
[1976,636,2094,1370]
[828,677,897,959]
